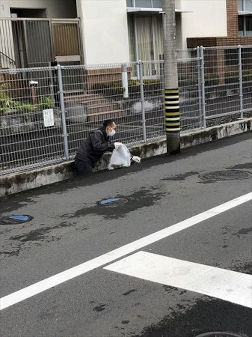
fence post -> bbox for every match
[139,60,147,142]
[196,46,203,128]
[57,64,69,160]
[238,45,244,119]
[121,63,129,99]
[200,46,206,128]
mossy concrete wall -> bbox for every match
[0,118,251,198]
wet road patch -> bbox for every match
[132,299,252,337]
[70,187,167,220]
[199,170,251,184]
[10,227,52,242]
[196,333,245,337]
[161,171,199,181]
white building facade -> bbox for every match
[1,0,251,67]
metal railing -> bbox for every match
[0,51,16,68]
[0,46,252,175]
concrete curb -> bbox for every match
[1,118,251,198]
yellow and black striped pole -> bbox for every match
[165,88,180,133]
[162,0,180,154]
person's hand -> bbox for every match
[132,156,141,163]
[114,142,123,150]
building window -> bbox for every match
[238,15,252,36]
[238,0,252,12]
[127,0,162,8]
[128,15,163,76]
[128,15,163,61]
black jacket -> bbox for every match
[75,127,115,167]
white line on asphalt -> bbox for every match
[104,251,252,308]
[0,192,251,311]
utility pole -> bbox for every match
[162,0,180,154]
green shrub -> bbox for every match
[0,83,16,113]
[15,103,36,113]
[92,79,162,98]
[242,70,252,82]
[37,96,54,110]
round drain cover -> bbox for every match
[0,215,33,225]
[98,197,128,207]
[196,332,245,337]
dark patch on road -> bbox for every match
[10,227,52,242]
[8,221,76,243]
[199,170,251,184]
[163,285,179,294]
[0,249,20,257]
[195,333,245,337]
[123,289,137,296]
[93,304,107,312]
[132,299,252,337]
[121,320,130,325]
[162,171,199,181]
[68,187,167,220]
[232,227,252,236]
[233,261,252,274]
[228,162,252,170]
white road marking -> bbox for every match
[0,192,251,311]
[105,251,252,308]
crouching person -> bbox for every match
[74,120,122,175]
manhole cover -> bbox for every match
[200,170,251,182]
[196,332,245,337]
[0,215,33,225]
[98,198,128,207]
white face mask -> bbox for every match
[107,129,116,137]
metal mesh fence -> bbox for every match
[0,45,251,175]
[0,67,65,173]
[202,45,252,125]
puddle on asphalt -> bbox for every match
[232,227,252,236]
[195,333,245,337]
[162,171,199,181]
[227,162,252,170]
[131,298,251,337]
[10,221,76,242]
[66,187,167,220]
[161,167,252,184]
[10,227,54,242]
[199,170,252,184]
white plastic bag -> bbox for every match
[108,144,131,170]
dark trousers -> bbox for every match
[74,158,93,175]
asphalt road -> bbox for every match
[0,132,252,337]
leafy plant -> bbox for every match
[0,86,55,115]
[37,96,54,110]
[15,103,36,113]
[92,79,162,98]
[0,83,18,114]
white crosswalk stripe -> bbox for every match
[104,251,252,308]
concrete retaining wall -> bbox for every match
[1,118,251,198]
